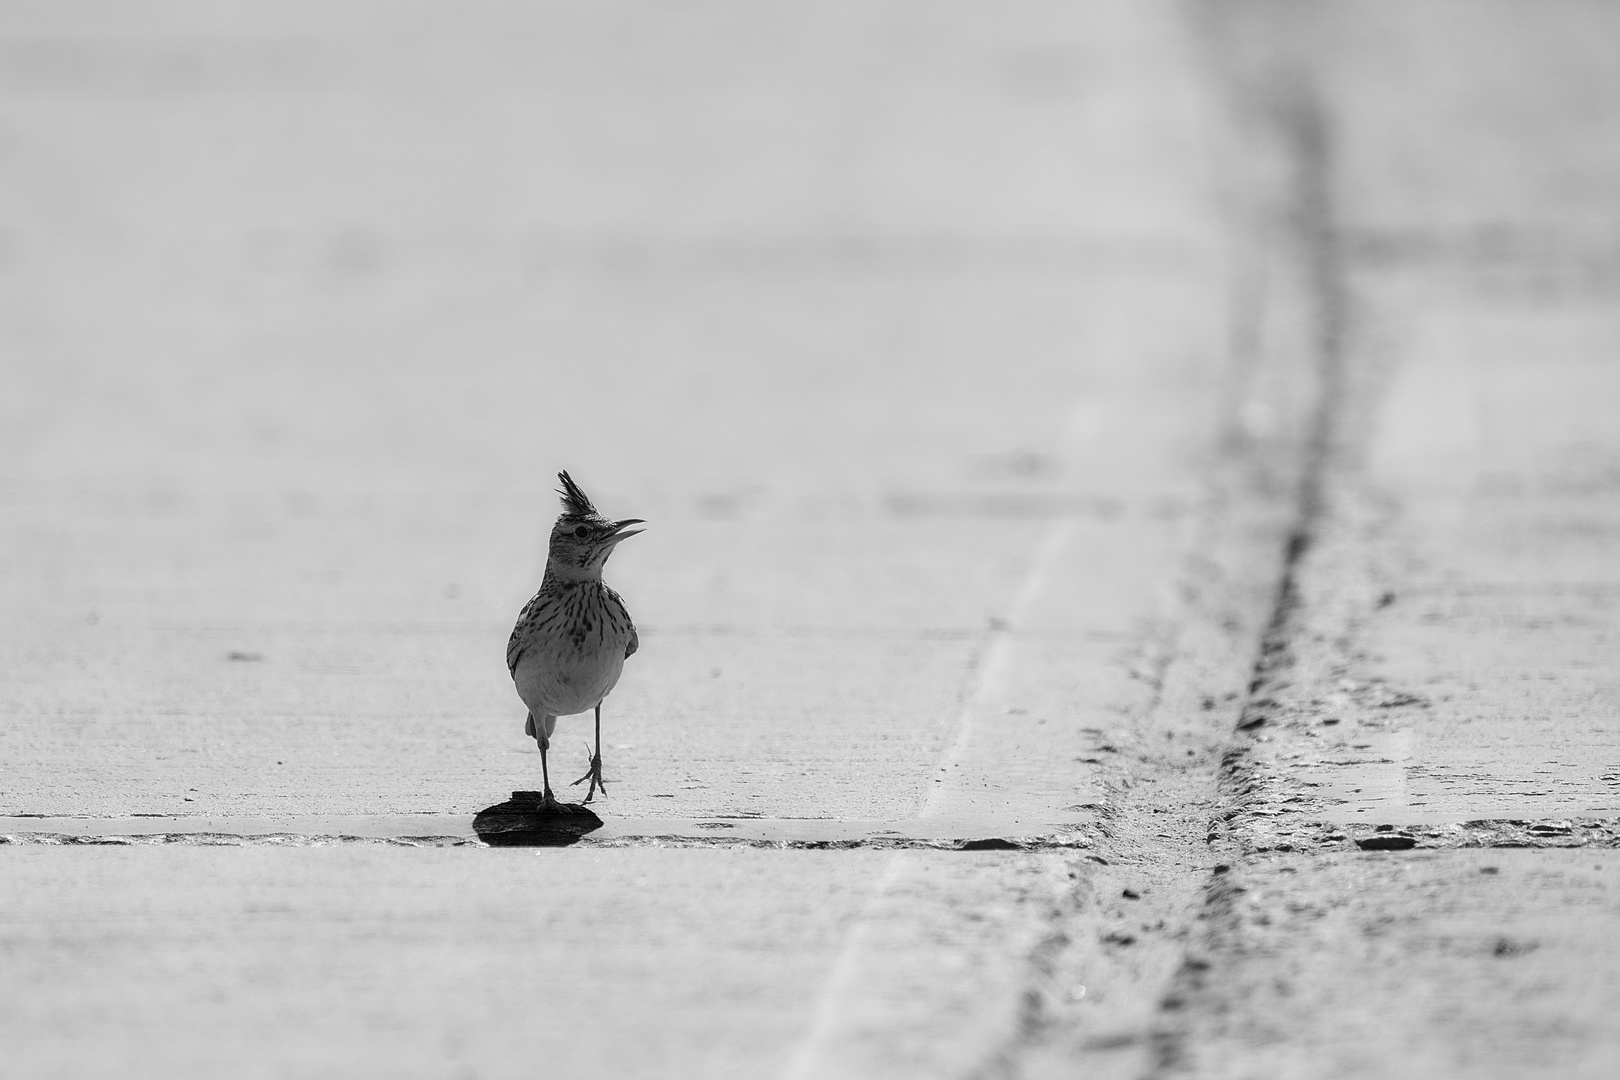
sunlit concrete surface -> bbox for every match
[3,2,1619,1078]
[0,0,1221,824]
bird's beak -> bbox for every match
[605,518,645,544]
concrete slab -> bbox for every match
[1218,0,1620,833]
[0,845,882,1079]
[1169,849,1620,1080]
[0,0,1232,834]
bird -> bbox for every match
[506,471,643,808]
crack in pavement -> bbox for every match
[883,30,1363,1075]
[0,815,1102,849]
[1140,13,1360,1075]
[12,816,1611,852]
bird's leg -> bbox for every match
[530,711,562,811]
[570,703,608,803]
[540,736,559,808]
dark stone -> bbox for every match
[960,837,1022,851]
[473,791,603,847]
[1356,833,1417,851]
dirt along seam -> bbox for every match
[1137,50,1354,1074]
[922,22,1391,1079]
[891,103,1350,1080]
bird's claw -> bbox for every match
[569,742,609,803]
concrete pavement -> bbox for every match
[3,2,1618,1078]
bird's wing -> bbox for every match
[506,592,543,675]
[604,585,638,659]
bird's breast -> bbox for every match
[509,584,635,717]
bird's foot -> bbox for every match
[539,785,564,812]
[569,744,609,804]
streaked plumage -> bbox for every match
[508,471,642,807]
[508,578,637,715]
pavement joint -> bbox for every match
[1204,50,1350,858]
[0,815,1105,851]
[1144,39,1359,1079]
[1147,5,1620,1074]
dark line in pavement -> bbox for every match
[0,814,1100,851]
[1148,44,1352,1079]
[1247,817,1620,853]
[1232,75,1346,735]
[7,817,1616,850]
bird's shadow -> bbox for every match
[473,791,604,847]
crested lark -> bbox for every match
[507,471,643,807]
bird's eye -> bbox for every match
[573,525,591,540]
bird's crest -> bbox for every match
[556,470,599,518]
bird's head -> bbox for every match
[546,470,644,579]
